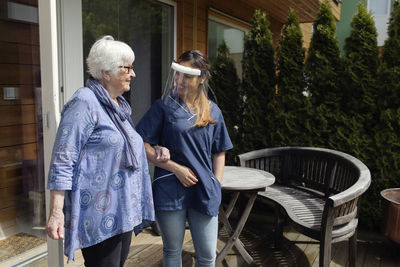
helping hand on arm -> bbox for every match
[153,145,170,162]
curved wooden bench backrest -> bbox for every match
[238,147,371,228]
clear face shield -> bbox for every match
[162,62,208,118]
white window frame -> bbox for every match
[208,8,249,35]
[158,0,177,60]
[207,8,249,78]
[38,0,63,266]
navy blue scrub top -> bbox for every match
[136,97,233,216]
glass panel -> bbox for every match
[208,19,245,78]
[369,0,389,15]
[82,0,174,124]
[0,0,46,265]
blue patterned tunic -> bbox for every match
[47,87,155,261]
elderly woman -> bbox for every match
[46,36,155,267]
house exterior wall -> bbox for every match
[336,0,394,51]
[336,0,368,51]
[175,0,341,54]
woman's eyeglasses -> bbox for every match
[119,65,134,73]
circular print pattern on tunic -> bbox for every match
[88,128,102,143]
[107,133,122,147]
[130,194,139,207]
[91,169,107,187]
[91,110,100,125]
[59,124,73,140]
[79,189,92,210]
[94,190,112,213]
[54,143,75,165]
[111,172,125,190]
[79,215,94,234]
[100,214,118,234]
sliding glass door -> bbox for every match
[82,0,175,124]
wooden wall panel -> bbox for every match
[0,42,40,65]
[0,85,36,105]
[0,164,22,189]
[0,207,17,225]
[0,163,22,219]
[327,1,341,21]
[175,0,341,56]
[0,21,39,45]
[0,144,37,165]
[0,124,37,147]
[0,105,36,126]
[207,0,255,23]
[0,185,21,209]
[196,42,206,54]
[0,64,40,85]
[300,23,313,49]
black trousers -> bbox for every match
[81,231,133,267]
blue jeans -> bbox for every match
[156,208,218,267]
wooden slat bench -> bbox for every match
[238,147,371,267]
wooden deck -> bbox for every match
[31,205,400,267]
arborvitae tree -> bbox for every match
[372,0,400,229]
[242,9,276,150]
[343,3,379,129]
[338,3,379,155]
[275,9,308,146]
[209,41,242,165]
[304,1,342,148]
[342,3,379,229]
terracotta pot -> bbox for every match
[381,188,400,244]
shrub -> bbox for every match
[304,1,343,148]
[342,3,379,229]
[209,41,242,165]
[275,9,308,146]
[242,9,276,150]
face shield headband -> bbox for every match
[162,62,203,100]
[162,62,211,118]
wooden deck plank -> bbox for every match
[303,236,320,266]
[356,239,369,267]
[29,213,400,267]
[292,230,316,267]
[363,241,384,267]
[331,241,348,266]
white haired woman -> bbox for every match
[46,36,158,267]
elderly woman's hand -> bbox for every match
[154,145,170,162]
[46,209,64,240]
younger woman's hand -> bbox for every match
[174,165,198,187]
[154,145,170,162]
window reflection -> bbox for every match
[208,18,246,78]
[82,0,174,124]
[0,0,46,264]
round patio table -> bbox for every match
[217,166,275,265]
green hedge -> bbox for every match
[210,1,400,230]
